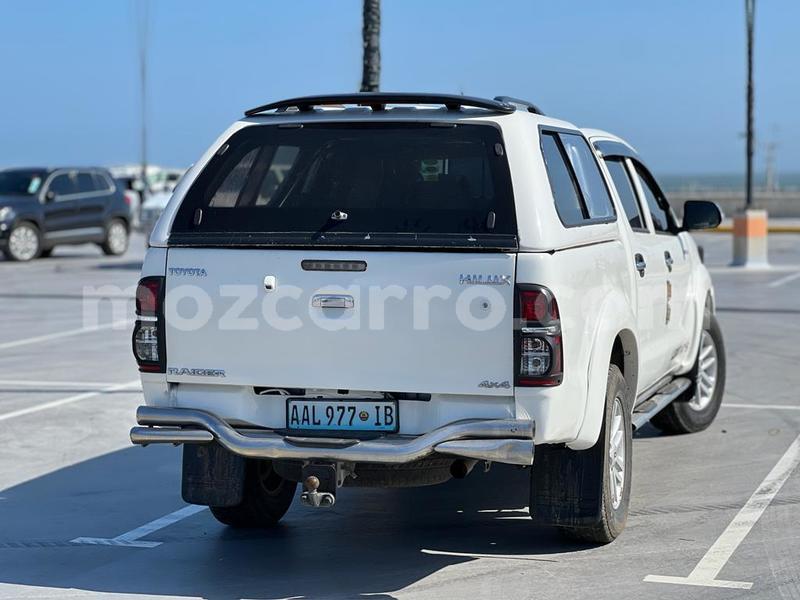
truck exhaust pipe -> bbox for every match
[450,459,477,479]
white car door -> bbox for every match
[629,160,693,376]
[601,157,670,392]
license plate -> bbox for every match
[286,398,398,432]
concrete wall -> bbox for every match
[667,190,800,218]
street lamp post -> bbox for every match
[732,0,768,267]
[136,0,150,202]
[745,0,755,209]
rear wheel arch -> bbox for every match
[570,295,637,451]
[108,214,130,231]
[610,330,638,409]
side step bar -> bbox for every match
[631,377,692,430]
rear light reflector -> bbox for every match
[516,285,563,387]
[133,276,165,373]
[520,336,551,377]
[133,322,160,362]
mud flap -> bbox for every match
[529,443,603,528]
[182,443,246,507]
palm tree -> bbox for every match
[360,0,380,92]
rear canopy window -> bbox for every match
[172,123,517,249]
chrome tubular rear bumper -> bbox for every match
[130,406,535,466]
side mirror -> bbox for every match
[44,190,56,202]
[682,200,723,231]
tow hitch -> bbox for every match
[300,463,338,508]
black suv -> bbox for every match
[0,168,131,261]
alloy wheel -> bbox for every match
[8,225,39,261]
[608,396,626,510]
[107,222,128,254]
[689,330,718,411]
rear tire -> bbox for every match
[530,365,632,544]
[651,314,726,434]
[210,459,296,528]
[100,218,129,256]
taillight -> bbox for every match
[135,277,161,316]
[133,276,165,373]
[515,285,563,386]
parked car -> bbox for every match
[129,93,725,543]
[0,167,130,261]
[136,190,172,239]
[113,175,144,228]
[136,171,189,240]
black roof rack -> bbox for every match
[493,96,545,115]
[244,93,518,117]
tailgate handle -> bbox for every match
[312,294,355,309]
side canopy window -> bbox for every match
[540,131,615,226]
[604,159,646,231]
[634,163,675,233]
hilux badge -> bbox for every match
[459,274,512,286]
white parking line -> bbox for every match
[0,319,132,352]
[645,433,800,589]
[0,379,140,422]
[767,271,800,288]
[0,379,135,389]
[72,505,207,548]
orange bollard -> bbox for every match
[731,209,769,267]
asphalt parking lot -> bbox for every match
[0,233,798,600]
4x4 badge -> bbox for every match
[478,380,511,389]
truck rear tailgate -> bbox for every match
[165,248,515,396]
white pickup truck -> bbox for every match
[130,93,725,543]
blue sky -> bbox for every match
[0,0,797,176]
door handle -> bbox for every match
[311,294,355,309]
[634,254,647,277]
[664,251,674,272]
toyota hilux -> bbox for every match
[129,93,725,543]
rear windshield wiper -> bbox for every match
[311,210,349,240]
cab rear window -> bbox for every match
[171,123,517,249]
